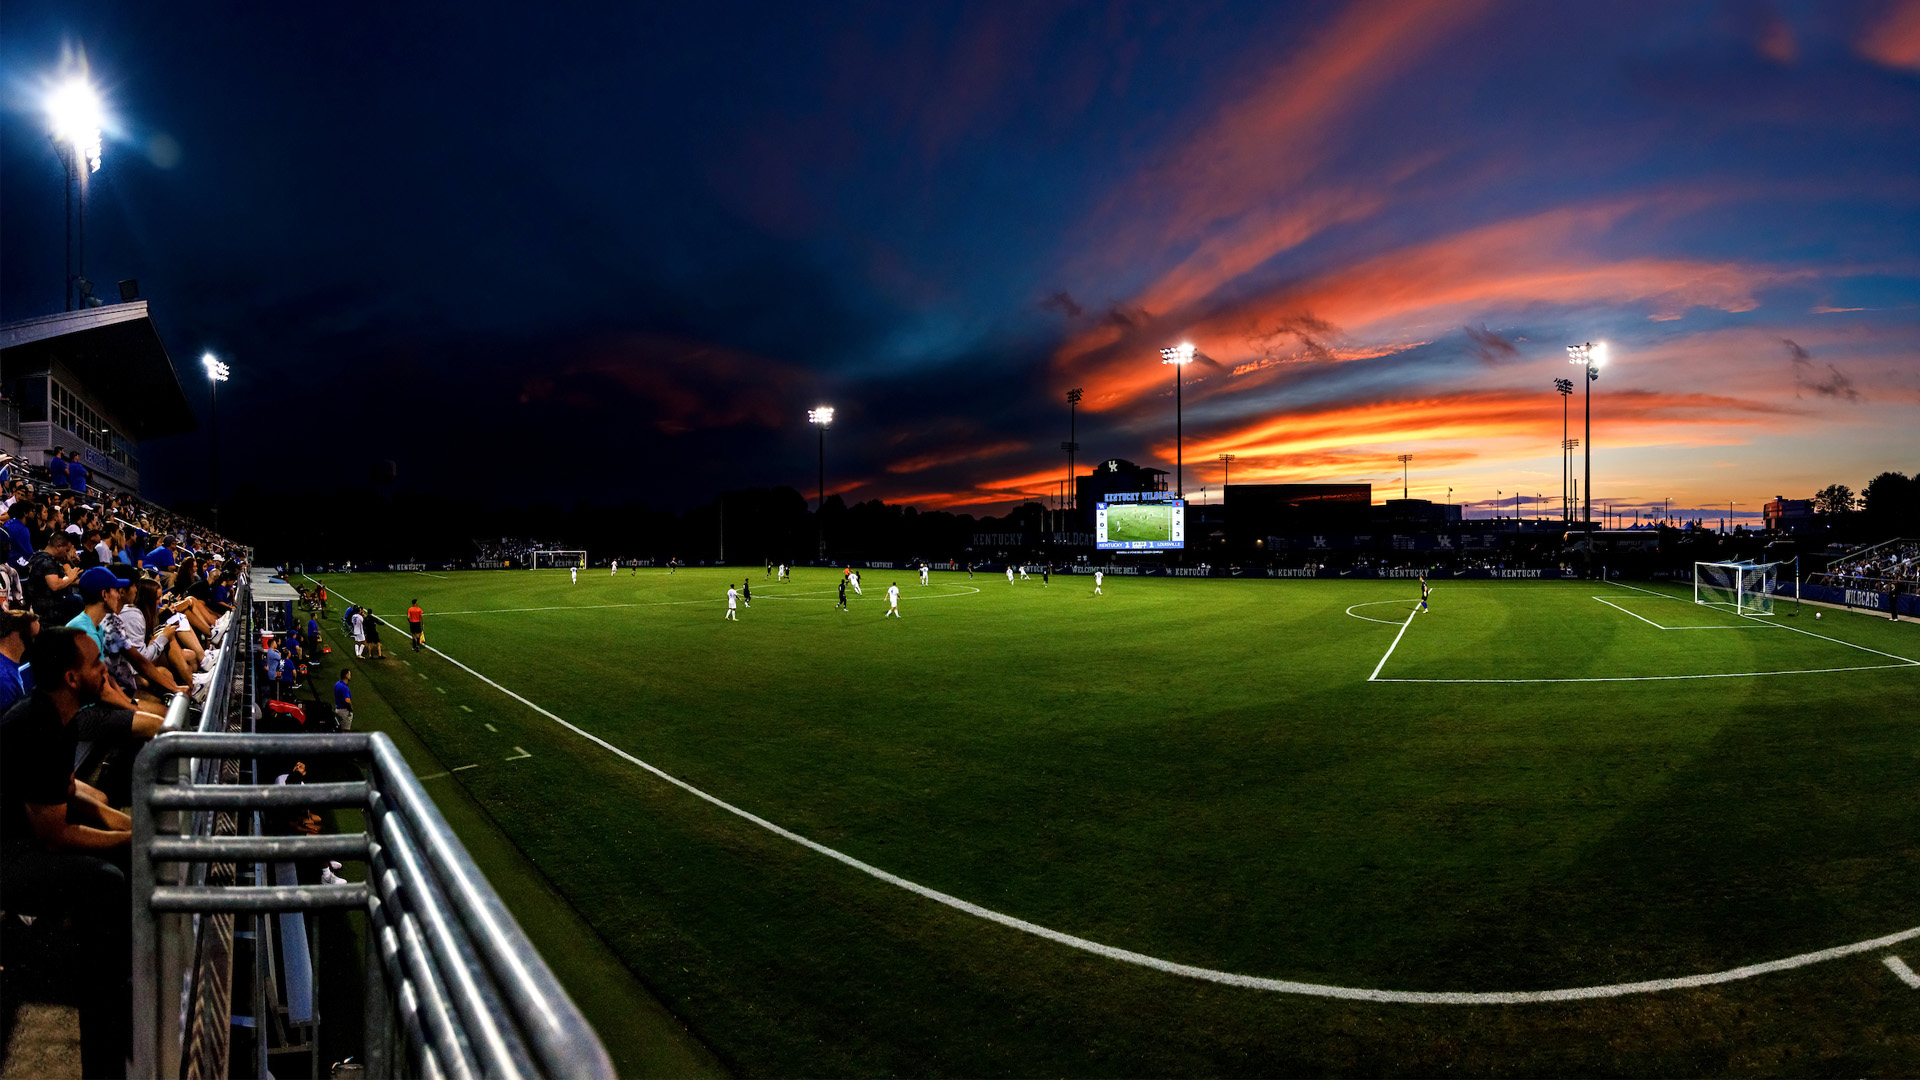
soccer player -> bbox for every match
[837,576,848,611]
[1094,570,1104,596]
[408,599,425,651]
[742,578,752,608]
[725,584,739,621]
[570,565,578,585]
[1042,564,1049,587]
[851,570,862,596]
[919,563,929,586]
[1419,575,1431,613]
[350,607,366,657]
[886,582,901,617]
[1006,565,1015,585]
[1019,564,1030,580]
[611,559,618,576]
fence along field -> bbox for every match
[311,567,1920,1075]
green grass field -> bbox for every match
[1104,503,1174,542]
[310,567,1920,1076]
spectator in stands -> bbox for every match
[125,576,196,687]
[47,447,69,488]
[6,499,38,571]
[0,608,37,711]
[141,534,177,573]
[68,451,89,495]
[0,554,21,611]
[26,530,83,624]
[0,627,133,1079]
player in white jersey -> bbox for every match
[850,570,863,596]
[1094,570,1104,595]
[570,566,578,585]
[1006,565,1015,584]
[919,563,929,586]
[725,585,739,620]
[1019,564,1030,580]
[886,582,901,617]
[611,559,618,576]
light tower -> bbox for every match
[1218,453,1235,493]
[1566,342,1605,536]
[1159,343,1195,496]
[47,71,106,311]
[202,353,231,531]
[808,406,833,558]
[1554,377,1575,523]
[1397,453,1413,501]
[1063,387,1083,513]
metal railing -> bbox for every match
[131,731,614,1080]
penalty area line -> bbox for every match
[1368,605,1418,682]
[309,576,1918,1006]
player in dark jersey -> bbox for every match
[837,576,848,611]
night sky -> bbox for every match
[3,2,1916,524]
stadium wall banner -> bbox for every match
[391,563,426,571]
[470,559,510,569]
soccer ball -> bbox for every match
[1815,612,1822,620]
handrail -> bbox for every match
[130,731,614,1080]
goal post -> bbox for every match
[1694,561,1783,615]
[530,550,588,569]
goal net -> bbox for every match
[1694,561,1781,615]
[530,550,587,569]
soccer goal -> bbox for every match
[530,550,587,569]
[1694,561,1783,615]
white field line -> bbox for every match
[1886,956,1920,989]
[1606,582,1920,666]
[1593,597,1764,630]
[1373,663,1915,685]
[1595,596,1665,628]
[310,577,1918,1004]
[1367,606,1419,683]
[1345,600,1417,626]
[413,570,451,579]
[451,764,480,772]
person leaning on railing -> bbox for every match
[0,626,134,1079]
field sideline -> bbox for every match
[307,567,1920,1075]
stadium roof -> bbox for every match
[0,304,197,440]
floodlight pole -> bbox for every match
[1569,343,1603,574]
[1397,454,1412,501]
[1065,387,1083,513]
[202,353,230,533]
[1160,344,1194,497]
[808,406,833,559]
[1219,453,1234,493]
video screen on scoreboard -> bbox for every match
[1095,499,1186,550]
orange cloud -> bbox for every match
[1168,387,1798,469]
[1860,0,1920,68]
[1058,202,1803,410]
[885,439,1028,475]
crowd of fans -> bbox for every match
[0,457,245,1077]
[1819,539,1919,589]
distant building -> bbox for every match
[0,304,196,496]
[1764,495,1813,535]
[1076,459,1168,520]
[1225,483,1371,548]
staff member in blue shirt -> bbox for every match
[333,668,353,732]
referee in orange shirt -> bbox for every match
[407,599,425,652]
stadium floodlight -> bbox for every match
[1567,342,1604,563]
[808,406,833,555]
[47,71,108,312]
[1554,377,1575,522]
[1160,343,1195,496]
[1218,453,1235,493]
[202,353,230,532]
[1065,387,1083,511]
[1396,454,1412,501]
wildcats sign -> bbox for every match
[1095,498,1186,550]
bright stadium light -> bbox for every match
[1567,342,1605,566]
[808,406,833,556]
[203,352,230,532]
[1160,343,1195,496]
[47,76,104,173]
[47,70,109,311]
